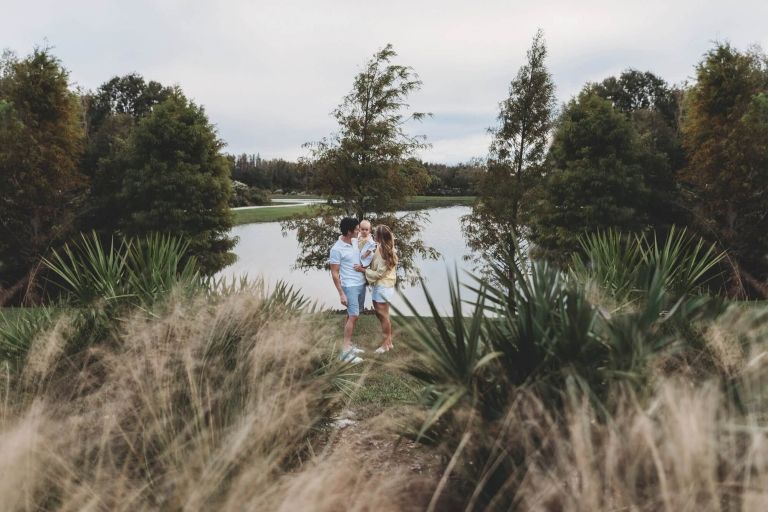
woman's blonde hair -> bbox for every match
[375,225,397,269]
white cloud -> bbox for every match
[5,0,768,162]
[421,133,492,164]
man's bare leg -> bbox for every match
[343,314,359,352]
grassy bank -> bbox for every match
[232,203,324,224]
[232,195,476,225]
[399,195,475,209]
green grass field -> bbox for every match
[232,204,324,225]
[232,195,476,225]
[325,313,424,418]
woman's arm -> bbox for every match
[365,267,388,282]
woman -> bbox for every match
[354,224,397,353]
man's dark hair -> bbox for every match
[339,217,359,236]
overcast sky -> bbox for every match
[5,0,767,163]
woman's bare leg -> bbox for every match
[373,300,393,350]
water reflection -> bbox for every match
[221,206,478,315]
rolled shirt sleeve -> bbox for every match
[329,246,341,265]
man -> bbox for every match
[329,217,367,363]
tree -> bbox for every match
[423,161,480,196]
[0,48,86,302]
[462,30,556,274]
[284,44,436,282]
[681,43,768,297]
[307,44,431,219]
[590,69,678,122]
[79,74,174,235]
[85,73,172,134]
[528,92,652,264]
[589,69,686,230]
[118,94,236,274]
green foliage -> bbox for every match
[77,113,134,235]
[571,227,725,303]
[118,95,236,274]
[286,44,437,277]
[463,30,556,274]
[79,75,173,237]
[681,43,768,297]
[590,69,679,123]
[233,203,322,225]
[423,161,480,196]
[0,48,86,299]
[590,69,687,228]
[85,73,172,133]
[230,153,308,192]
[396,271,492,433]
[529,92,653,264]
[399,231,724,436]
[0,306,57,368]
[230,180,269,207]
[306,44,431,218]
[282,207,437,283]
[44,231,203,310]
[400,255,729,510]
[79,76,236,276]
[33,232,204,358]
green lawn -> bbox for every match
[232,195,476,226]
[232,204,323,225]
[270,194,326,200]
[328,314,427,418]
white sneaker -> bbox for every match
[350,345,365,354]
[339,349,363,364]
[374,346,387,354]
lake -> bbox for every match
[220,206,478,315]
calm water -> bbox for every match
[221,206,478,315]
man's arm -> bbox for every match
[330,263,347,306]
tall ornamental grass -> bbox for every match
[0,286,378,511]
[0,233,432,511]
[398,229,767,510]
[1,232,206,369]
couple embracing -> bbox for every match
[329,218,398,363]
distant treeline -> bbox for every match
[228,153,479,196]
[229,154,307,193]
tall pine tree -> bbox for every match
[0,49,86,302]
[681,43,768,297]
[284,44,437,281]
[462,30,556,274]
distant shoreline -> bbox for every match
[231,195,475,225]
